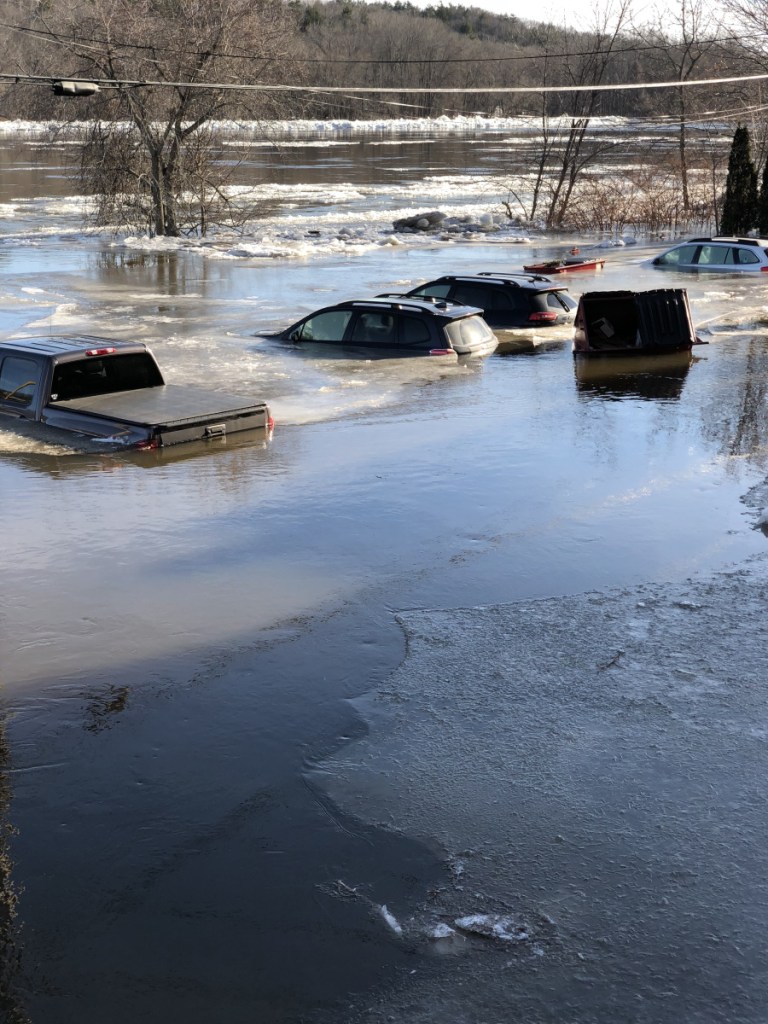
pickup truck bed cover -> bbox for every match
[48,384,266,428]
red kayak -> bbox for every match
[523,257,605,274]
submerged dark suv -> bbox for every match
[267,296,498,358]
[388,272,577,330]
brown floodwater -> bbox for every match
[1,132,767,1022]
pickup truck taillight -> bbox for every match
[528,311,558,323]
[85,347,117,356]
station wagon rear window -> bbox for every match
[0,355,39,408]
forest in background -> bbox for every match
[0,0,760,122]
[1,0,767,237]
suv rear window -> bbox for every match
[444,316,494,348]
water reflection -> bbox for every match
[0,425,277,479]
[573,350,695,401]
[700,336,768,466]
[0,710,29,1024]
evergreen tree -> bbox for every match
[758,158,768,236]
[720,125,758,236]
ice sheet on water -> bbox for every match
[313,563,768,911]
[454,915,529,942]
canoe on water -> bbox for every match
[523,257,606,274]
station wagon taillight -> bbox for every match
[528,311,558,322]
[85,347,117,356]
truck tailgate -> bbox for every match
[47,385,271,445]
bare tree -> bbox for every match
[35,0,302,236]
[543,1,633,227]
[634,0,725,212]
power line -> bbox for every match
[2,70,768,94]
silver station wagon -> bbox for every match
[651,236,768,272]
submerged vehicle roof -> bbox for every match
[1,335,148,359]
[332,296,485,318]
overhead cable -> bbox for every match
[3,70,768,94]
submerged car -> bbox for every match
[266,297,498,358]
[386,272,577,330]
[651,236,768,272]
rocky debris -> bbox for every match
[392,210,506,236]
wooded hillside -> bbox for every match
[0,0,758,123]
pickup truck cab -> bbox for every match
[0,335,273,449]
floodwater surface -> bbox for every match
[1,129,767,1023]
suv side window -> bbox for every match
[411,283,451,299]
[350,311,396,344]
[488,287,525,312]
[656,244,699,266]
[0,355,39,408]
[400,315,432,347]
[450,284,491,308]
[734,247,760,265]
[292,310,352,342]
[698,244,729,266]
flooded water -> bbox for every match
[1,127,767,1023]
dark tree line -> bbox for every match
[0,0,765,236]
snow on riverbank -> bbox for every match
[0,114,644,138]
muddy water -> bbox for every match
[1,134,767,1021]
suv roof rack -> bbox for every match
[475,271,554,284]
[354,296,454,314]
[689,236,764,246]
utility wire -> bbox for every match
[2,70,768,94]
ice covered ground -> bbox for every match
[315,552,768,1023]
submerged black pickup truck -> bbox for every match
[0,335,273,449]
